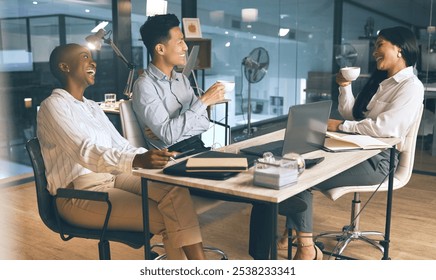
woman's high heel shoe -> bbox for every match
[313,244,323,260]
[294,243,323,260]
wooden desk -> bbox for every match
[101,107,120,114]
[133,129,400,259]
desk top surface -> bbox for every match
[101,102,120,114]
[133,129,400,203]
[101,99,231,114]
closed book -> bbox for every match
[186,157,248,172]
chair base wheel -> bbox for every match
[315,226,385,257]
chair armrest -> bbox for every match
[56,188,109,202]
[54,188,112,242]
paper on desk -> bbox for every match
[324,131,391,151]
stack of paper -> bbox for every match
[323,131,391,152]
[253,165,298,190]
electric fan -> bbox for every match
[240,47,269,137]
[334,43,358,68]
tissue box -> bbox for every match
[253,158,299,190]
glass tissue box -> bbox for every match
[253,157,299,190]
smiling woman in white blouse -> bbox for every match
[250,26,424,260]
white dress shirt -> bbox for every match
[338,66,424,151]
[37,89,147,195]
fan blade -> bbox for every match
[251,68,266,83]
[243,56,260,69]
[345,53,358,58]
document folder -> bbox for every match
[163,151,257,180]
[186,157,248,172]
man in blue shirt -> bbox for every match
[132,14,225,149]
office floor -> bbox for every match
[0,172,435,260]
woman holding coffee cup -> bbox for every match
[249,26,424,260]
[329,26,423,132]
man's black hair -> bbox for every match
[140,14,180,59]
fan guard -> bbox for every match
[335,43,358,68]
[243,47,269,83]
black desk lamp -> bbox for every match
[86,28,135,98]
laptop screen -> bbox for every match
[281,100,332,155]
[239,100,332,157]
[182,45,199,78]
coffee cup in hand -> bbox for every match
[217,80,235,93]
[340,67,360,81]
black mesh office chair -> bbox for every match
[26,137,160,260]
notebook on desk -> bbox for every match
[240,100,332,157]
[163,150,258,180]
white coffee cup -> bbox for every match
[340,67,361,81]
[217,80,235,93]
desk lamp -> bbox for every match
[86,26,135,98]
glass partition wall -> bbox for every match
[195,0,335,129]
[0,0,435,181]
[415,2,436,175]
[0,14,113,168]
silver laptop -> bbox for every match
[240,100,332,156]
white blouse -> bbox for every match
[37,89,146,195]
[338,66,424,151]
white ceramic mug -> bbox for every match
[217,80,235,93]
[340,67,361,81]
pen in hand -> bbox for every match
[172,148,196,159]
[148,141,176,162]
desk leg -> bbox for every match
[269,203,278,259]
[225,102,229,146]
[141,177,152,259]
[382,146,396,260]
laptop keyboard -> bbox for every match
[240,140,284,157]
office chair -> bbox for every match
[119,100,228,260]
[315,105,423,258]
[26,137,160,260]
